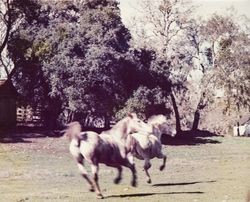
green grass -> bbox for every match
[0,136,250,202]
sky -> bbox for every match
[193,0,250,17]
[119,0,250,22]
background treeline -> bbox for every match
[0,0,249,135]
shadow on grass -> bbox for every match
[153,180,216,187]
[1,126,221,145]
[161,130,221,146]
[0,126,109,144]
[106,191,204,198]
[0,126,62,143]
[0,136,32,143]
[191,129,218,138]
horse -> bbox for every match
[64,113,152,199]
[130,115,172,184]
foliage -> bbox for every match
[126,0,199,132]
[202,14,250,113]
[115,48,173,120]
[4,0,249,132]
[0,0,39,77]
[126,0,250,132]
[115,86,171,120]
[8,0,133,126]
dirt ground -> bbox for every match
[0,134,250,202]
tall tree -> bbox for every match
[185,13,250,133]
[0,0,11,77]
[124,0,196,134]
[8,0,132,127]
[123,0,250,134]
[0,0,40,78]
[202,14,250,113]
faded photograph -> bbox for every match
[0,0,249,201]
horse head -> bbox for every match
[111,113,152,140]
[147,115,170,138]
[127,113,152,134]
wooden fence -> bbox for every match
[16,105,43,127]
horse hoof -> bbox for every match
[89,187,95,192]
[114,177,121,184]
[159,165,165,171]
[147,179,152,184]
[96,193,104,199]
[131,180,137,187]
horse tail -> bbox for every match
[64,121,82,140]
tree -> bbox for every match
[0,0,15,78]
[8,0,132,127]
[116,86,172,120]
[0,0,40,78]
[184,13,250,134]
[202,14,250,113]
[181,18,216,132]
[115,48,172,120]
[123,0,250,134]
[124,0,197,134]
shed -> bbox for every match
[0,79,17,129]
[233,115,250,136]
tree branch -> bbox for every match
[0,56,10,76]
[0,0,12,55]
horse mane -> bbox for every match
[147,115,167,126]
[109,117,126,131]
[147,115,168,140]
[111,113,137,131]
[106,113,139,139]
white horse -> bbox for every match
[64,113,152,199]
[130,115,171,184]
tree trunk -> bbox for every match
[0,0,12,77]
[67,111,75,123]
[192,110,200,131]
[104,114,110,129]
[43,99,62,129]
[192,95,207,132]
[170,91,181,135]
[0,0,12,55]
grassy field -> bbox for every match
[0,134,250,202]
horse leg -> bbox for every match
[123,155,137,187]
[114,166,122,184]
[129,163,137,187]
[76,156,95,192]
[144,158,152,184]
[90,164,103,199]
[157,153,167,171]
